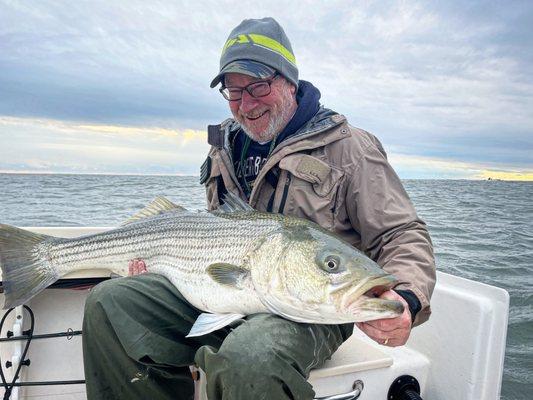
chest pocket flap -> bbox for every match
[279,154,344,197]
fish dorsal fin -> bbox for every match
[122,196,187,225]
[217,192,254,213]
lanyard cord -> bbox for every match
[239,134,277,197]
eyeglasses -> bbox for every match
[219,73,279,101]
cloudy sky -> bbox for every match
[1,0,532,179]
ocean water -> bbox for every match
[0,173,531,399]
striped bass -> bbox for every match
[0,194,403,336]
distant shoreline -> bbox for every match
[1,171,531,182]
[0,171,198,177]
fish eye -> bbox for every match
[324,256,341,272]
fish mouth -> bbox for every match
[339,274,405,319]
[351,295,405,318]
[339,274,399,310]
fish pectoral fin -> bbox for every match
[121,196,187,225]
[186,313,245,337]
[206,263,250,289]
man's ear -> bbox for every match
[290,83,297,94]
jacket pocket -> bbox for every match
[278,154,344,228]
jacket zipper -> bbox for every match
[278,172,292,214]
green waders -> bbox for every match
[83,274,353,400]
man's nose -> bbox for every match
[239,91,259,113]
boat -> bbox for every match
[1,227,510,400]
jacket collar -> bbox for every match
[216,107,348,203]
[222,106,345,155]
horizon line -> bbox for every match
[1,171,530,182]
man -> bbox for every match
[83,17,435,400]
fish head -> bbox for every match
[250,223,404,324]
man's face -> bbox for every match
[225,73,297,143]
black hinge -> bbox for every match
[207,125,224,148]
[200,156,212,185]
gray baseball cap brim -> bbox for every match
[210,60,276,88]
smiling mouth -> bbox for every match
[246,110,268,120]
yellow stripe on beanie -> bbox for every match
[248,34,296,66]
[222,33,296,66]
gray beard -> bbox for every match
[239,87,296,143]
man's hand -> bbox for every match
[356,290,412,347]
[72,259,146,290]
[128,259,148,275]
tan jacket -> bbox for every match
[202,108,436,326]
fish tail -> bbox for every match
[0,224,60,309]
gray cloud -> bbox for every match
[0,0,532,174]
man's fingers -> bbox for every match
[380,290,402,301]
[362,290,411,331]
[356,290,413,347]
[128,259,147,276]
[364,318,400,332]
[356,321,409,347]
[139,260,147,273]
[357,321,406,341]
[364,315,410,331]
